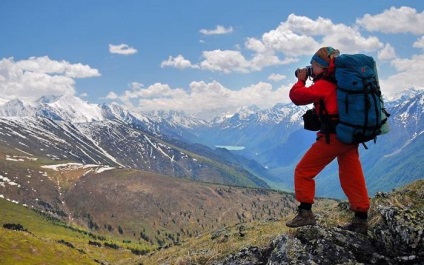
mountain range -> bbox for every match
[0,94,270,190]
[183,89,424,197]
[0,89,423,199]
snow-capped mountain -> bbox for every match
[210,103,305,128]
[0,95,269,189]
[189,102,310,168]
[184,89,424,197]
[147,109,208,129]
[0,89,422,198]
[35,94,104,123]
[0,99,37,117]
[0,94,200,141]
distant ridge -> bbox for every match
[0,89,423,197]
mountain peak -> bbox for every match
[37,94,104,123]
[35,94,63,104]
[0,98,36,117]
[390,88,423,103]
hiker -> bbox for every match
[286,47,370,234]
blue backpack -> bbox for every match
[334,54,390,148]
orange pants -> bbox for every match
[294,134,370,212]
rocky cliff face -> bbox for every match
[214,180,424,265]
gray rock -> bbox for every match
[215,205,424,265]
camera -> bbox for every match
[295,66,313,78]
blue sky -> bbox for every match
[1,0,423,119]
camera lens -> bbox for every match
[306,66,313,77]
[295,69,300,77]
[295,66,313,78]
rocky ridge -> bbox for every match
[214,180,424,265]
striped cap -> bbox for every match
[310,47,340,67]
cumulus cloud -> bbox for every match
[268,73,286,82]
[260,14,383,55]
[200,50,251,73]
[378,43,396,60]
[150,7,424,115]
[0,56,100,102]
[165,13,384,74]
[109,44,138,55]
[413,36,424,49]
[141,9,424,116]
[105,91,118,100]
[161,55,199,69]
[108,80,291,119]
[356,6,424,35]
[200,25,233,35]
[380,54,424,98]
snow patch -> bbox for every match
[6,155,38,162]
[41,163,115,174]
[0,175,21,187]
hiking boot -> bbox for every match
[339,216,368,235]
[286,209,316,228]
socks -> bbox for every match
[299,202,312,211]
[355,211,368,220]
[298,203,368,220]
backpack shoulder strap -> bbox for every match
[318,100,339,144]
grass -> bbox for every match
[137,178,424,265]
[136,199,339,265]
[2,141,421,265]
[0,229,96,265]
[2,178,422,265]
[0,189,338,265]
[0,198,153,265]
[136,219,290,265]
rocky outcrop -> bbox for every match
[372,205,423,263]
[215,203,424,265]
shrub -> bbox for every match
[130,248,150,255]
[3,223,27,232]
[58,239,75,249]
[104,242,120,249]
[88,240,102,247]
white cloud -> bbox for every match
[178,13,384,74]
[11,56,100,78]
[380,54,424,98]
[245,38,267,53]
[268,73,286,82]
[109,44,138,55]
[0,57,100,102]
[260,15,320,56]
[145,9,424,116]
[110,80,291,119]
[250,51,285,71]
[199,50,251,73]
[413,36,424,49]
[378,43,396,60]
[105,91,118,100]
[161,55,199,69]
[130,82,144,90]
[196,48,295,74]
[263,14,383,54]
[200,25,233,35]
[115,8,422,117]
[356,6,424,35]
